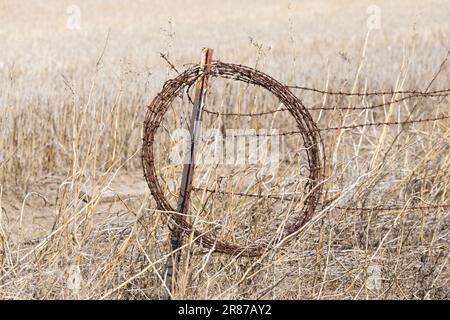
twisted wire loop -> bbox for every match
[142,61,326,257]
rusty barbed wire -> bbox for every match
[225,115,450,137]
[143,59,449,257]
[143,60,325,257]
[286,86,450,96]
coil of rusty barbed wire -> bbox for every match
[142,61,325,257]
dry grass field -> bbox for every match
[0,0,449,299]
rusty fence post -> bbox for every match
[164,48,213,299]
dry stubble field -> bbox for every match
[0,0,449,299]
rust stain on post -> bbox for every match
[165,48,213,298]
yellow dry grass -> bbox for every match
[0,0,449,299]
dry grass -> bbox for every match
[0,0,449,299]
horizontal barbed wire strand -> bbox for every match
[200,90,450,116]
[286,86,450,96]
[192,187,450,212]
[218,115,450,136]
